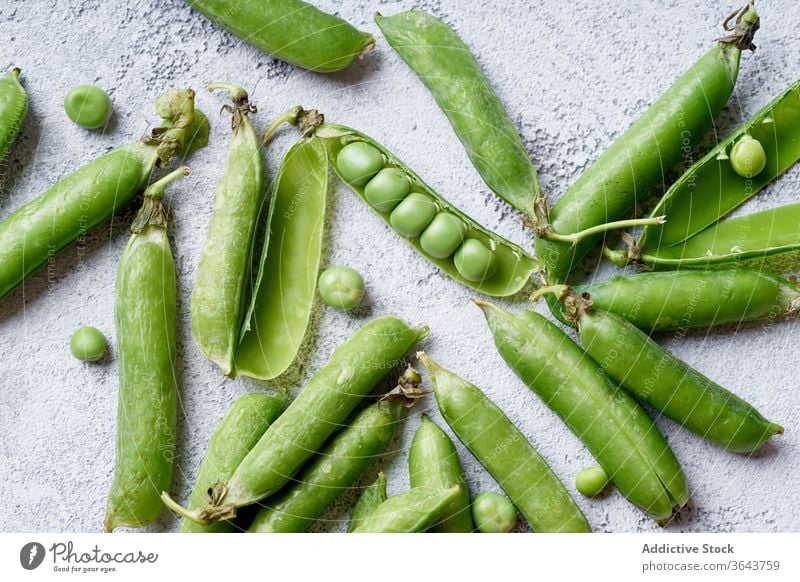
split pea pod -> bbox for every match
[163,316,428,524]
[351,486,462,533]
[0,67,27,164]
[180,393,287,533]
[408,415,474,532]
[376,10,540,218]
[553,269,800,332]
[184,0,374,73]
[419,353,590,533]
[534,3,759,283]
[105,167,189,532]
[0,89,207,301]
[248,398,405,533]
[477,302,688,522]
[347,472,388,533]
[191,83,265,376]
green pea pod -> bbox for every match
[419,353,591,533]
[235,136,328,380]
[347,472,388,533]
[248,398,404,533]
[312,122,539,297]
[163,316,428,524]
[0,67,27,164]
[375,11,539,218]
[105,167,189,531]
[555,270,800,332]
[351,486,461,533]
[639,79,800,250]
[185,0,374,73]
[191,84,265,376]
[476,301,688,522]
[534,3,758,283]
[0,89,205,301]
[408,415,474,533]
[568,302,783,452]
[180,393,287,533]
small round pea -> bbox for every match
[454,238,498,282]
[318,265,365,311]
[70,326,107,362]
[471,492,517,533]
[730,134,766,178]
[575,466,610,497]
[390,192,437,238]
[337,142,384,186]
[364,167,410,212]
[420,213,466,259]
[64,85,112,129]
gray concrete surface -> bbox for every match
[1,0,799,533]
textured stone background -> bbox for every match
[1,0,798,533]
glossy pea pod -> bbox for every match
[163,316,428,524]
[534,3,759,283]
[476,302,688,522]
[0,89,208,301]
[191,83,265,376]
[351,486,462,533]
[0,67,27,164]
[408,415,474,532]
[235,136,328,380]
[185,0,374,73]
[419,353,591,533]
[347,472,388,533]
[248,398,405,533]
[376,10,540,218]
[552,269,800,332]
[180,393,287,533]
[105,167,189,531]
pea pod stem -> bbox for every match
[261,105,323,144]
[540,215,666,245]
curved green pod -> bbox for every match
[191,84,265,376]
[0,67,28,164]
[554,270,800,332]
[163,316,428,525]
[419,353,590,533]
[0,89,205,301]
[375,10,539,218]
[476,302,688,522]
[185,0,374,73]
[180,393,287,533]
[314,122,539,297]
[572,304,783,452]
[408,415,474,533]
[347,472,388,533]
[639,78,800,250]
[235,137,328,380]
[351,486,461,533]
[534,5,758,283]
[105,168,188,531]
[248,398,404,533]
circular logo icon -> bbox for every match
[20,542,45,570]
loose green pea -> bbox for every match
[389,192,437,238]
[364,167,410,212]
[64,85,112,129]
[69,326,107,362]
[454,238,497,282]
[472,492,518,533]
[337,142,384,186]
[730,134,766,178]
[575,466,610,497]
[420,213,465,259]
[318,265,365,310]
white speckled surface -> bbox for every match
[1,0,798,533]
